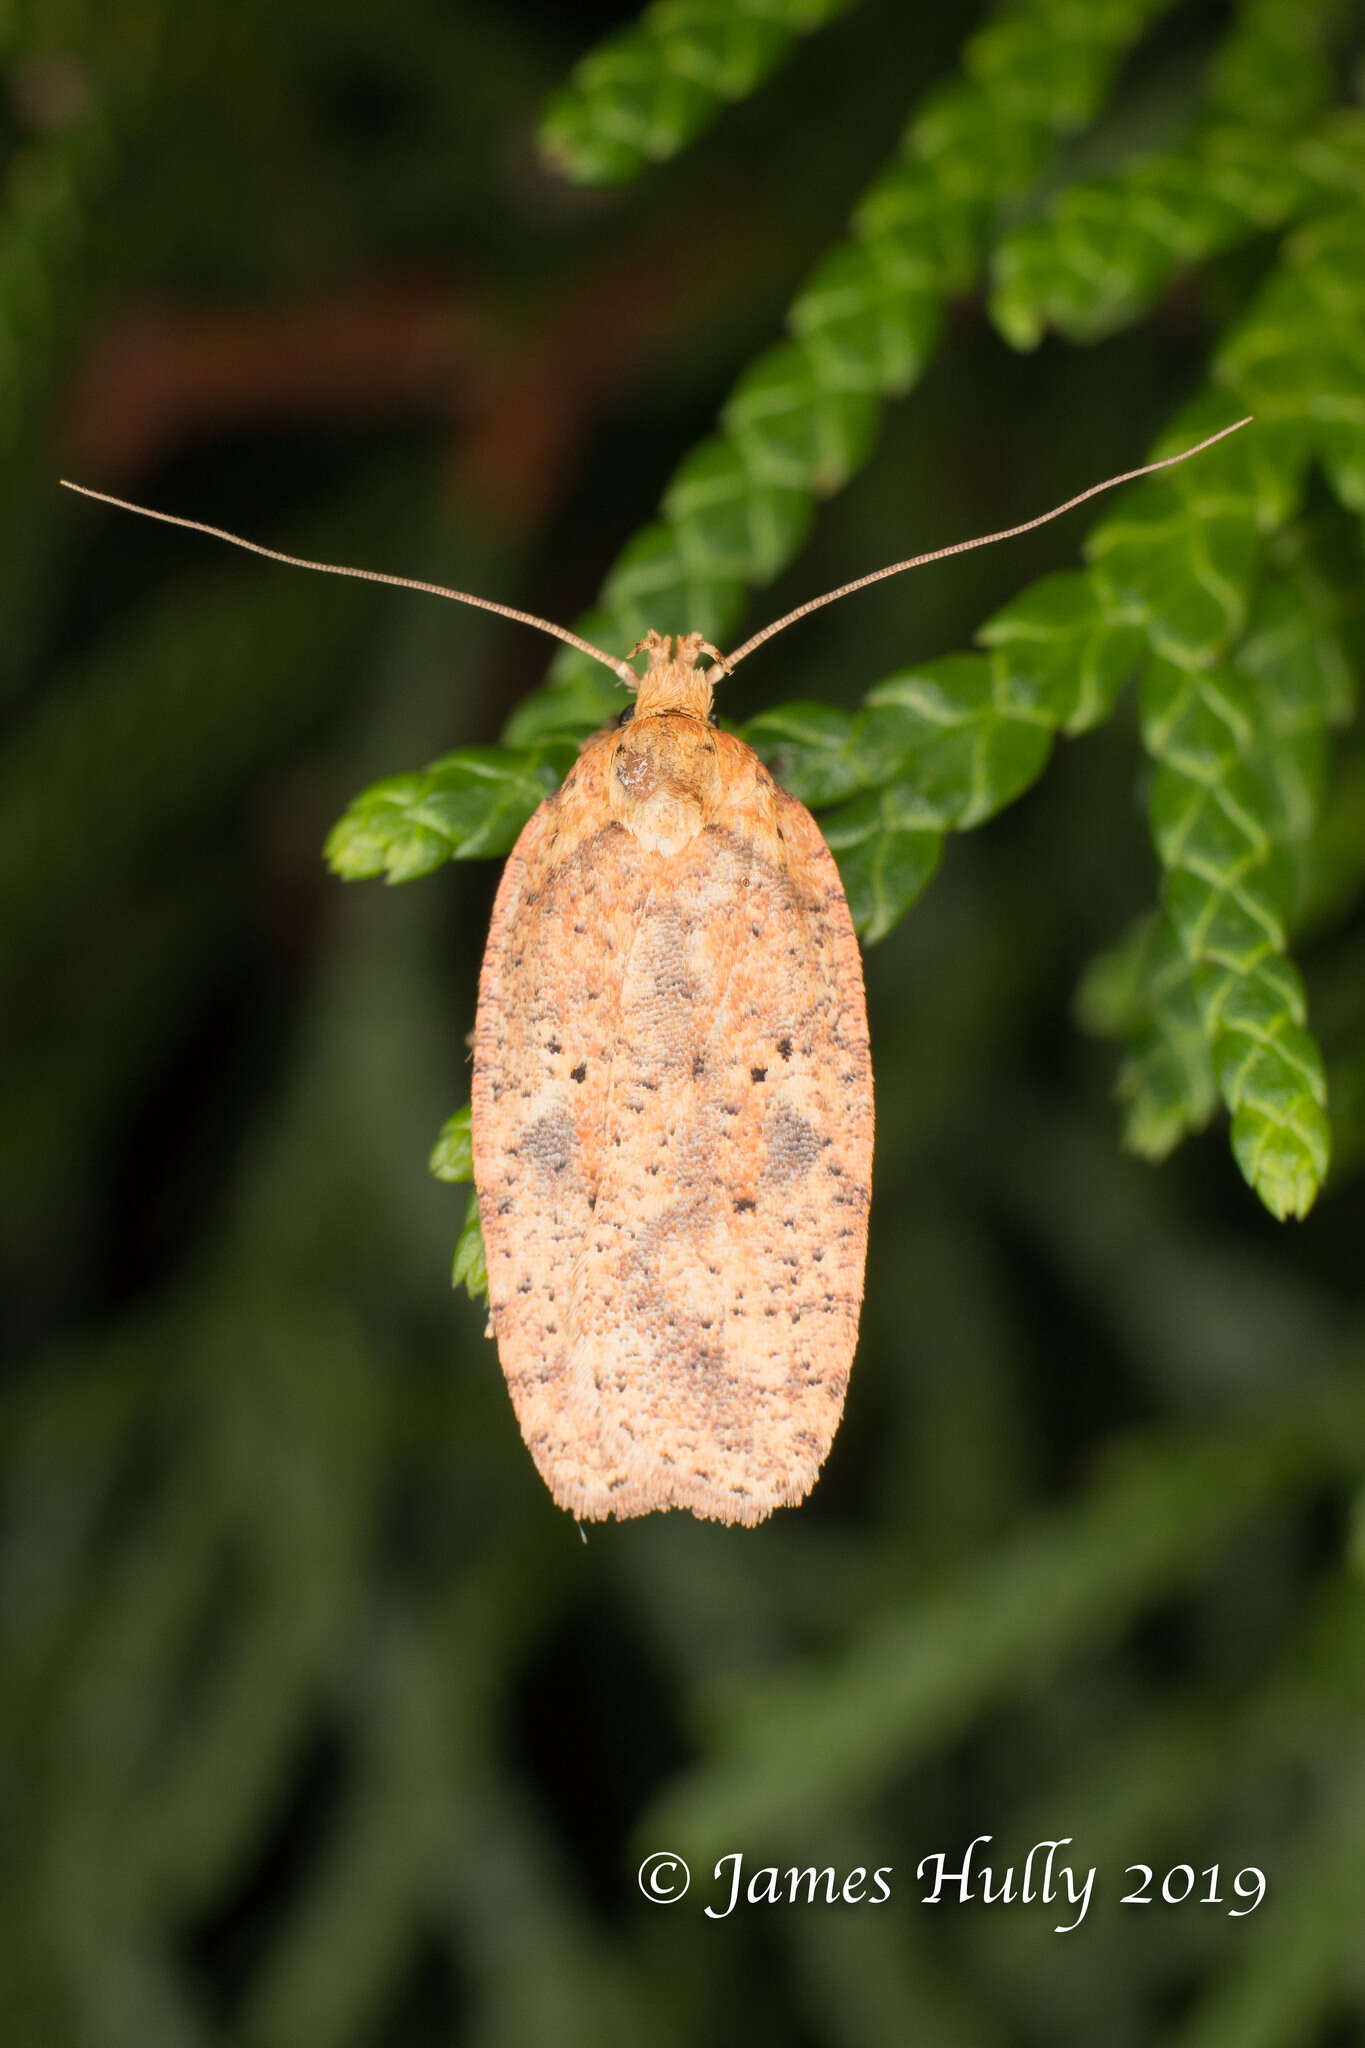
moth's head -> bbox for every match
[627,630,729,723]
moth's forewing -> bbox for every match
[471,718,872,1525]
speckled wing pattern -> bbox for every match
[471,709,872,1526]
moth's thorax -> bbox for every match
[605,631,727,855]
[609,711,721,856]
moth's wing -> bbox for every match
[585,760,872,1525]
[472,740,643,1510]
[472,734,873,1527]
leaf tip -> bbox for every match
[1232,1105,1329,1221]
[451,1192,488,1300]
[429,1107,474,1185]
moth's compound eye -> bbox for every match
[615,704,635,728]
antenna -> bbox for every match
[63,415,1253,686]
[720,416,1254,670]
[57,480,638,685]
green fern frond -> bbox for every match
[522,0,1180,737]
[538,0,863,186]
[326,741,579,882]
[429,1109,487,1298]
[1094,204,1365,1214]
[1219,204,1365,514]
[428,1104,474,1184]
[1077,914,1223,1160]
[450,1192,488,1299]
[989,0,1350,349]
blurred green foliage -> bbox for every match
[4,0,1365,2043]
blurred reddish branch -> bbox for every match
[60,180,778,535]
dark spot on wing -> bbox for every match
[520,1107,576,1181]
[763,1103,821,1185]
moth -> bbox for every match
[63,415,1250,1525]
[472,626,872,1524]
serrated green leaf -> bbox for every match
[851,161,978,297]
[739,700,879,805]
[993,181,1181,348]
[1238,562,1357,741]
[861,656,1054,829]
[1088,480,1260,667]
[1150,390,1309,534]
[1206,0,1332,132]
[789,243,941,395]
[1234,521,1360,857]
[1120,1002,1220,1160]
[1315,418,1365,515]
[820,788,942,943]
[661,437,814,581]
[909,79,1052,201]
[500,646,627,746]
[1165,859,1287,972]
[429,1106,473,1185]
[536,0,859,186]
[451,1190,488,1300]
[1081,912,1219,1159]
[434,1110,487,1296]
[599,521,743,645]
[1128,510,1336,1215]
[1141,656,1255,769]
[1201,951,1329,1219]
[964,7,1128,133]
[987,0,1341,353]
[990,125,1323,350]
[1230,1098,1330,1220]
[1295,114,1365,231]
[977,569,1144,732]
[721,340,881,495]
[1073,911,1165,1040]
[326,742,577,882]
[1216,212,1365,497]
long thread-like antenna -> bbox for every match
[58,480,638,684]
[721,416,1254,670]
[63,416,1253,687]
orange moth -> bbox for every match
[62,416,1250,1524]
[472,627,872,1523]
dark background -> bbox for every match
[3,1,1365,2043]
